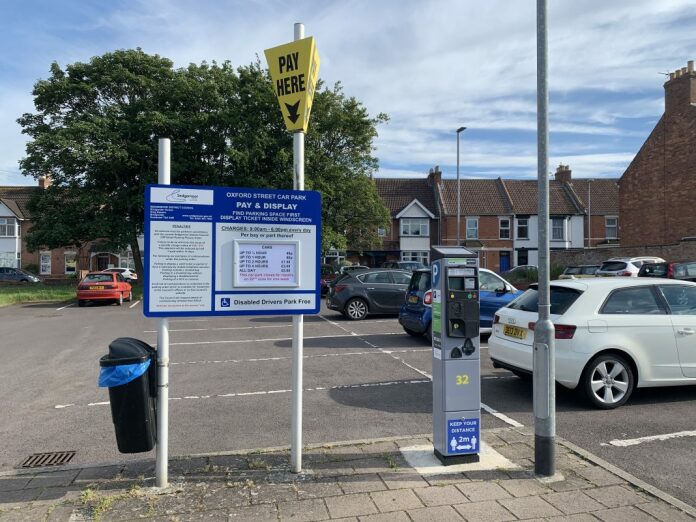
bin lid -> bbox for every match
[100,337,155,367]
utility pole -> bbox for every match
[534,0,556,477]
[456,127,466,244]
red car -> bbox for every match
[77,272,133,307]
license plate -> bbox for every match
[408,295,419,304]
[91,286,105,290]
[503,324,527,339]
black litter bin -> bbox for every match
[98,337,157,453]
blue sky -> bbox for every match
[0,0,693,186]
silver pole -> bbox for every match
[156,138,171,488]
[456,127,466,245]
[534,0,555,477]
[291,22,305,474]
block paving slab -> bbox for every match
[0,427,694,521]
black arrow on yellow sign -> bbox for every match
[285,100,300,124]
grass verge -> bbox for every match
[0,284,143,307]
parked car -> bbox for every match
[595,256,665,277]
[0,267,42,283]
[339,264,369,275]
[102,267,138,282]
[327,269,412,320]
[381,261,426,271]
[558,265,600,280]
[489,278,696,409]
[398,268,523,339]
[638,261,696,282]
[320,264,339,296]
[501,265,538,289]
[77,272,133,307]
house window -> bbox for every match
[120,251,135,270]
[517,218,529,239]
[40,252,51,275]
[400,218,429,237]
[401,251,429,264]
[64,253,76,275]
[0,218,17,237]
[466,218,479,240]
[605,216,618,239]
[499,218,511,239]
[551,218,565,241]
[377,227,387,238]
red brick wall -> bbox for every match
[585,215,618,247]
[620,73,696,247]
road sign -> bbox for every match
[264,37,320,132]
[144,184,321,317]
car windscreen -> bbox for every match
[564,267,582,275]
[599,261,627,271]
[582,266,599,275]
[83,274,113,283]
[639,263,667,277]
[408,271,431,292]
[507,285,583,315]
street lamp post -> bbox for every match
[456,127,467,244]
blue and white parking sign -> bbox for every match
[144,184,321,317]
[447,418,480,454]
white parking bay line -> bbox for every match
[167,333,400,346]
[56,378,432,409]
[56,303,74,311]
[604,430,696,447]
[129,300,141,309]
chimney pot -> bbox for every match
[670,72,675,80]
[681,67,688,74]
[688,60,694,73]
[38,175,51,189]
[555,164,572,184]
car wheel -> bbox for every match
[117,293,124,306]
[404,328,423,337]
[581,353,635,409]
[344,298,368,320]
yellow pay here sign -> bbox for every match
[264,37,320,132]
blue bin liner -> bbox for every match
[98,359,151,388]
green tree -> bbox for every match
[18,49,390,276]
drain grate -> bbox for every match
[19,451,76,469]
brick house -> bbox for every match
[619,60,696,247]
[368,164,612,271]
[0,178,133,278]
[556,166,620,248]
[369,176,440,266]
[437,174,514,272]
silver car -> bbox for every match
[596,257,665,277]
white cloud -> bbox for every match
[0,0,692,187]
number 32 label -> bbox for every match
[455,374,469,385]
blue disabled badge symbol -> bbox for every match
[447,418,479,454]
[221,298,231,308]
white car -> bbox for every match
[489,278,696,409]
[595,256,665,277]
[102,267,138,282]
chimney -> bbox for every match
[554,164,572,184]
[38,175,51,189]
[665,59,696,115]
[428,165,442,186]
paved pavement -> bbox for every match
[1,427,695,521]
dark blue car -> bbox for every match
[398,268,523,338]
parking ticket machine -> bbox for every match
[431,246,481,464]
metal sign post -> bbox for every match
[534,0,556,477]
[265,21,321,474]
[291,22,305,473]
[156,138,171,488]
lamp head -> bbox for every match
[456,126,467,133]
